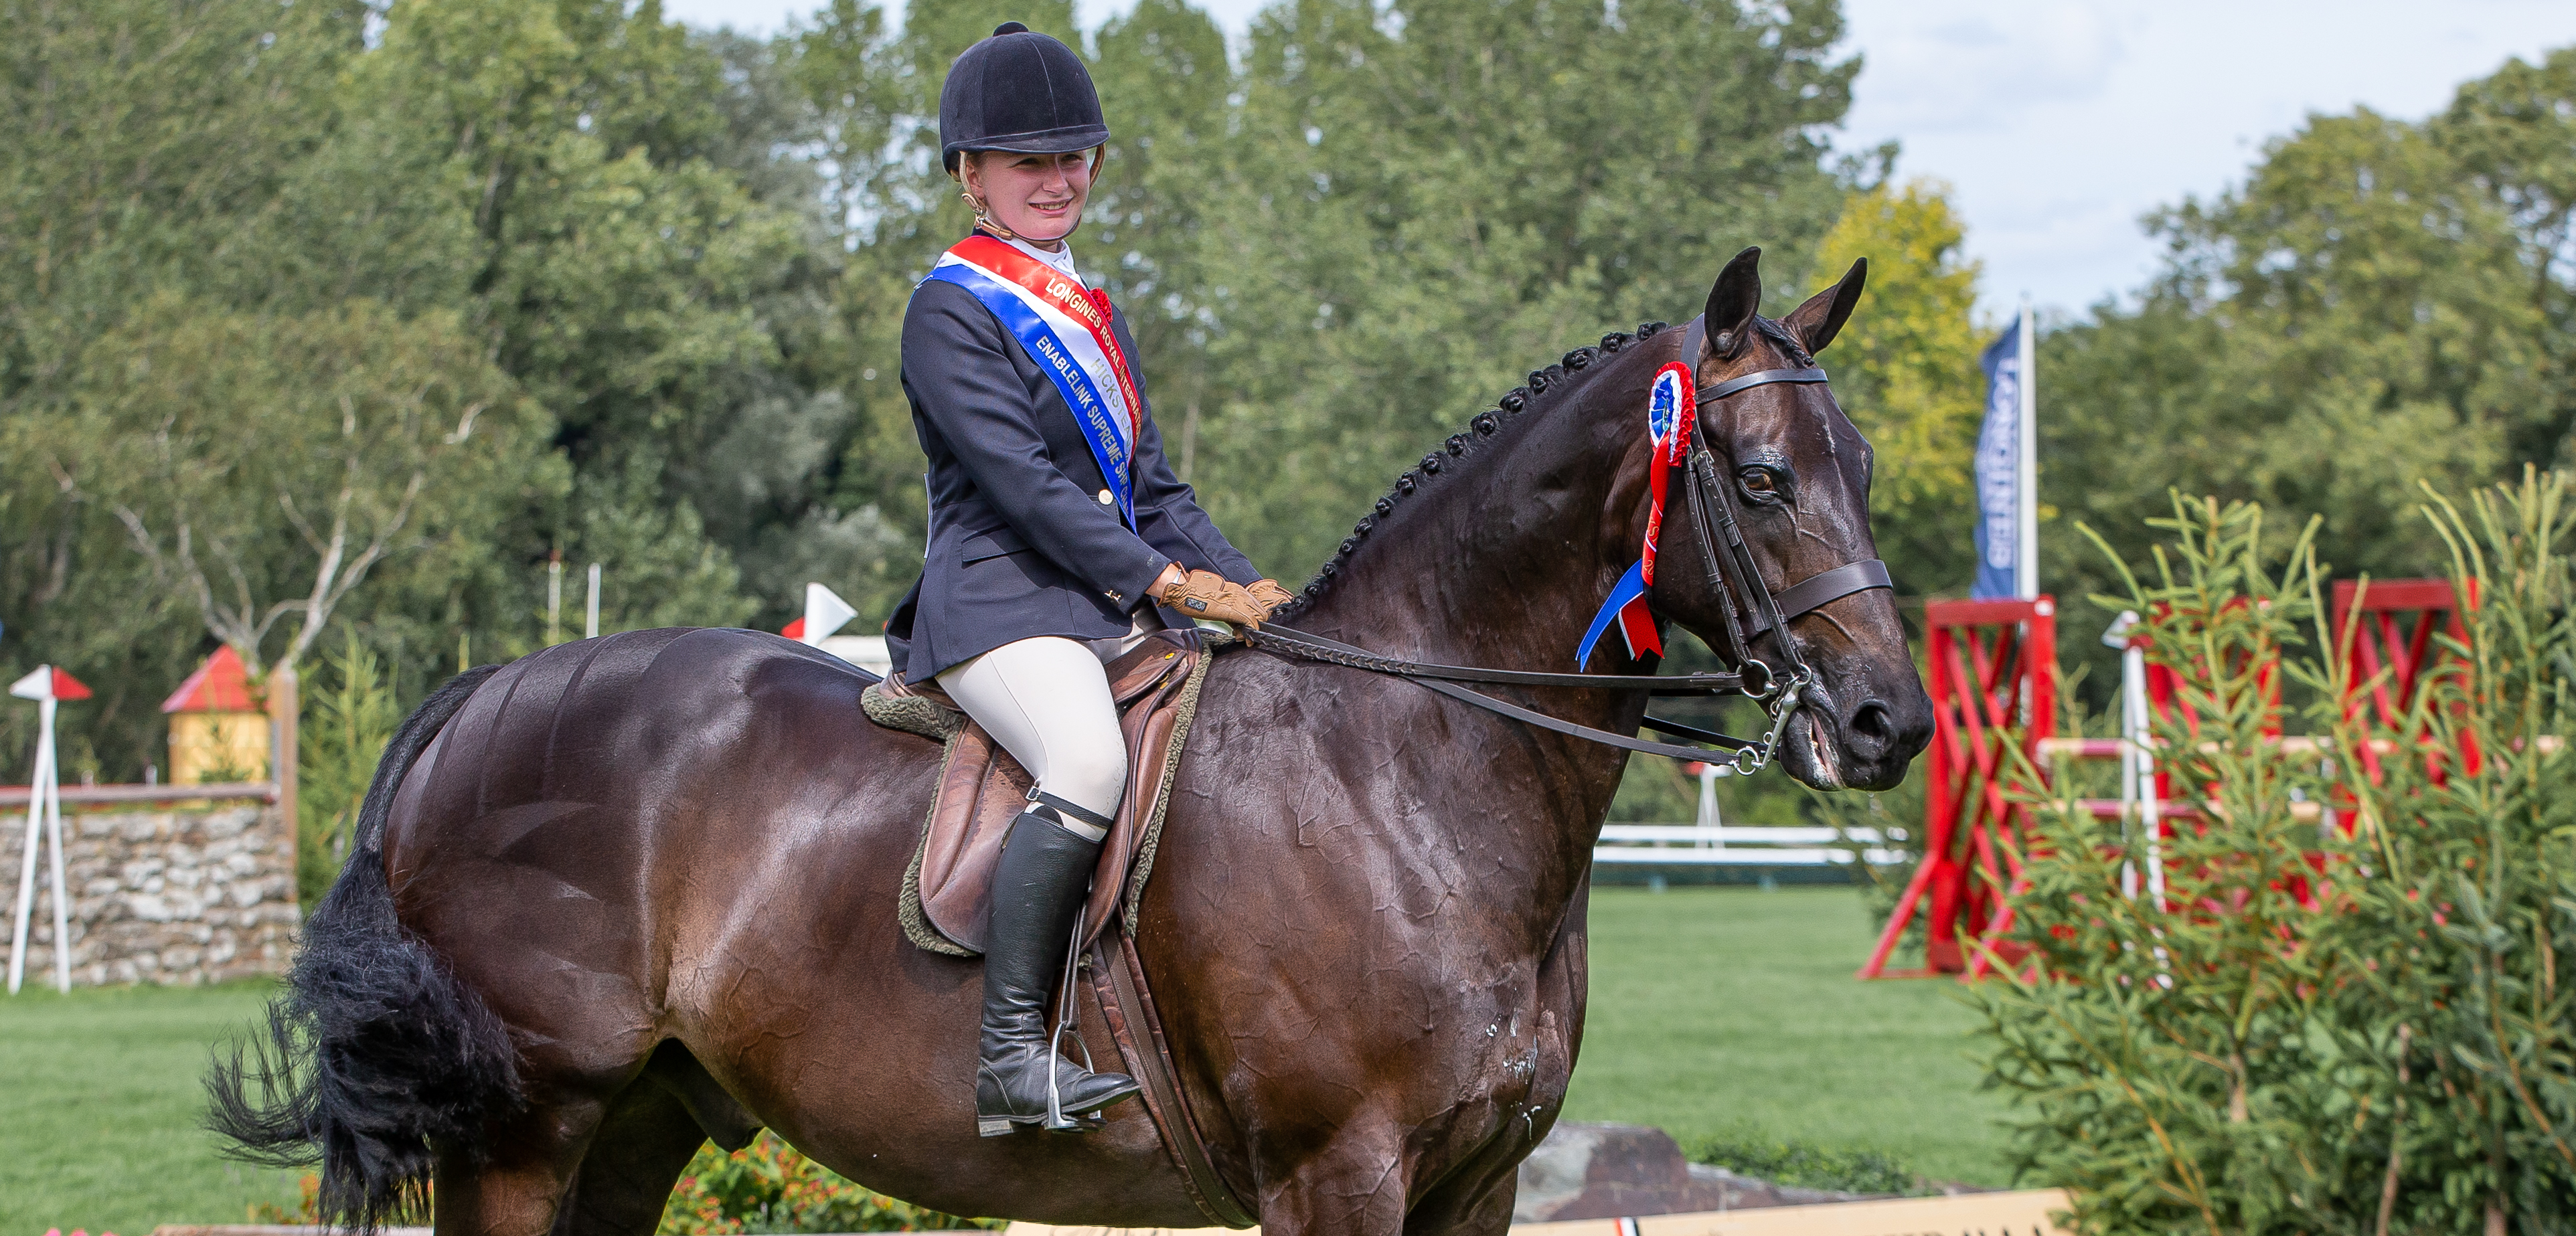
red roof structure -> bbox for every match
[163,646,259,714]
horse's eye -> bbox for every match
[1737,467,1784,502]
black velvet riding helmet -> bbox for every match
[939,22,1110,173]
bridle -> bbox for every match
[1242,316,1893,777]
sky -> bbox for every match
[661,0,2576,321]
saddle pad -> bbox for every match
[864,627,1212,956]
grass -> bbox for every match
[0,980,303,1234]
[1563,886,2014,1186]
[0,887,2012,1230]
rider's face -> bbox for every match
[963,150,1095,248]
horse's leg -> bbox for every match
[1254,1124,1416,1236]
[1395,1142,1524,1236]
[432,1097,607,1236]
[551,1075,719,1236]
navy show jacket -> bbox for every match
[883,270,1261,681]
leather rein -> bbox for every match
[1241,318,1893,776]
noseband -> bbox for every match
[1244,317,1893,776]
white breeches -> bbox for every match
[936,617,1160,823]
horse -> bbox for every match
[209,245,1933,1235]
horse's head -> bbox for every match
[1651,247,1933,791]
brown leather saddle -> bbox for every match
[864,626,1211,958]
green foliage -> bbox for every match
[652,1133,999,1233]
[71,294,559,679]
[1681,1130,1929,1197]
[1809,178,1987,595]
[1978,498,2339,1233]
[1,0,1873,782]
[1976,482,2576,1233]
[2329,472,2576,1231]
[297,628,400,908]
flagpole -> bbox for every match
[2016,296,2038,600]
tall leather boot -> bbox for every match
[975,799,1141,1136]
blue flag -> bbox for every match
[1971,317,2024,600]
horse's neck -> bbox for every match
[1297,367,1647,687]
[1285,359,1653,885]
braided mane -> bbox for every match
[1273,320,1674,620]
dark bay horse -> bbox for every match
[210,247,1931,1235]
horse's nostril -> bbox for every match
[1849,701,1895,753]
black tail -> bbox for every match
[206,664,521,1231]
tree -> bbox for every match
[78,296,558,679]
[2436,47,2576,465]
[2041,57,2571,688]
[1807,178,1985,596]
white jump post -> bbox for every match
[1694,761,1723,847]
[2102,612,2166,909]
[9,665,84,994]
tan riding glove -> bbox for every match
[1159,569,1268,628]
[1247,578,1298,616]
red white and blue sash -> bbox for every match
[924,234,1145,527]
[1577,361,1698,669]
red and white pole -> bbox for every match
[10,665,88,994]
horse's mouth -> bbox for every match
[1782,701,1846,791]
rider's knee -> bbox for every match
[1040,728,1127,820]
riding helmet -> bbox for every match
[939,22,1110,173]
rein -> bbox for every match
[1242,317,1893,777]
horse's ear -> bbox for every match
[1784,258,1868,355]
[1702,247,1763,360]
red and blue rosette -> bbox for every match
[1577,362,1697,670]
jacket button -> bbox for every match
[1097,489,1114,505]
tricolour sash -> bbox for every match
[923,234,1144,527]
[1577,361,1698,669]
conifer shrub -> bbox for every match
[1975,480,2576,1233]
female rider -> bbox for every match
[880,22,1292,1137]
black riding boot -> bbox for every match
[975,800,1141,1136]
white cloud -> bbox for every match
[1841,0,2576,319]
[1853,5,2129,135]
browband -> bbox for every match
[1673,317,1832,402]
[1700,366,1830,402]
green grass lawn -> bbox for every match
[0,887,2010,1230]
[1564,886,2015,1186]
[0,981,303,1234]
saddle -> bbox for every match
[863,626,1213,958]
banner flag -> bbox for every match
[1971,316,2025,600]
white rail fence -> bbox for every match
[1593,824,1905,867]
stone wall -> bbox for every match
[0,799,299,986]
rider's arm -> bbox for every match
[904,280,1176,611]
